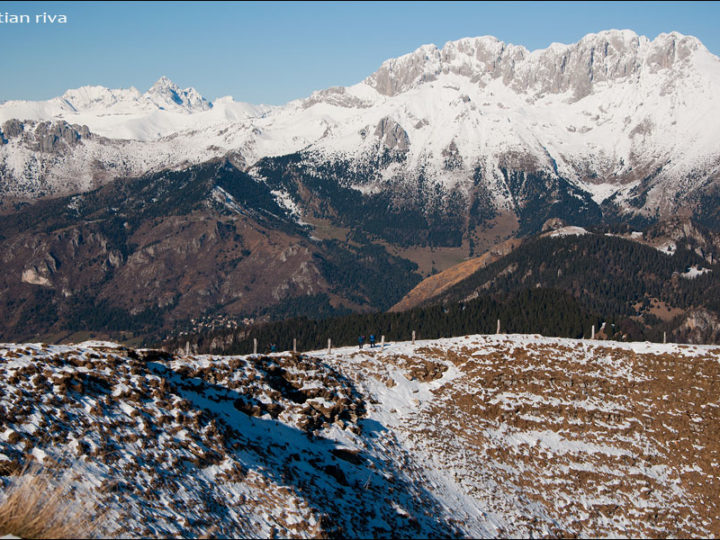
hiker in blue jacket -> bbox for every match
[358,335,364,349]
[369,334,376,348]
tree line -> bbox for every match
[162,288,606,355]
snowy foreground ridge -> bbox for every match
[0,334,719,537]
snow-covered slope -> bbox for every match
[1,334,719,537]
[0,77,265,141]
[0,342,459,537]
[321,334,720,537]
[2,30,720,223]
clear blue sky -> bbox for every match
[1,1,719,104]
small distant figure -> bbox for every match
[369,334,376,348]
[358,335,365,349]
[270,343,277,353]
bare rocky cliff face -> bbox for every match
[33,121,92,152]
[365,31,702,99]
[0,119,91,152]
[644,217,720,262]
[673,308,720,343]
[374,116,410,152]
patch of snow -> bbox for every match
[548,225,588,237]
[680,266,711,279]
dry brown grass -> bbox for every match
[0,465,108,539]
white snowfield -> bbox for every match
[2,30,720,218]
[0,333,719,537]
[547,225,589,237]
[0,76,264,140]
[679,265,712,279]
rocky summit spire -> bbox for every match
[144,76,212,112]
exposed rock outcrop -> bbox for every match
[34,121,91,152]
[645,217,720,263]
[541,217,567,232]
[2,119,24,138]
[365,30,703,100]
[374,116,410,152]
[673,308,720,344]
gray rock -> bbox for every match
[374,117,409,152]
[442,140,463,170]
[541,217,567,232]
[33,121,91,152]
[2,119,24,138]
[673,308,720,344]
[303,87,372,109]
[365,31,701,102]
[78,124,91,139]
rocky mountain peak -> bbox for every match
[364,30,708,99]
[143,76,212,112]
[364,43,443,96]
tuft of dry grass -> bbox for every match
[0,464,108,539]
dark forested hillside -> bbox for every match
[164,225,720,354]
[0,160,422,343]
[2,148,718,347]
[252,153,469,247]
[418,231,720,343]
[430,234,720,316]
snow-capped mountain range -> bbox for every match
[1,29,719,226]
[0,75,264,141]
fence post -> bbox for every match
[327,338,332,354]
[496,319,501,334]
[412,330,416,344]
[293,338,297,353]
[381,335,385,349]
[185,341,190,357]
[253,338,257,355]
[663,331,667,344]
[591,325,595,340]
